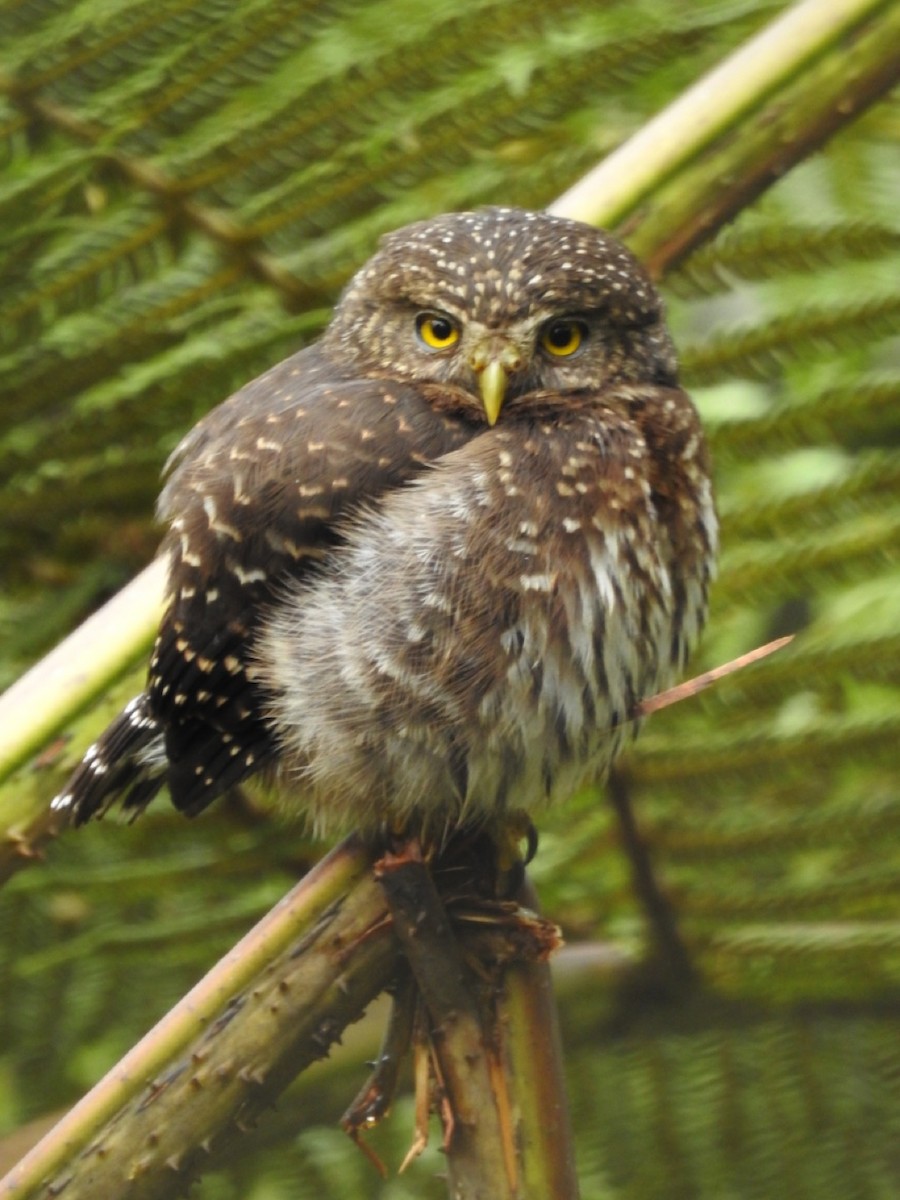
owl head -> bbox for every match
[323,207,678,426]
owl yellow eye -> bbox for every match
[416,312,460,350]
[541,319,586,358]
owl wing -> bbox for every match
[58,346,474,824]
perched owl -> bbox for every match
[53,207,717,840]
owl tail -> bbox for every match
[50,693,167,826]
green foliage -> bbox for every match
[0,1,897,1196]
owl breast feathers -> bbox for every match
[52,206,717,838]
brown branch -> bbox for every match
[376,843,519,1197]
[607,769,695,991]
[341,964,417,1137]
[375,838,577,1198]
[637,636,794,718]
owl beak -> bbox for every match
[479,360,508,426]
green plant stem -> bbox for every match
[497,877,580,1200]
[551,0,900,269]
[377,851,517,1197]
[629,2,900,276]
[378,851,577,1199]
[0,558,166,784]
[0,835,389,1199]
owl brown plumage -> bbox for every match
[53,207,716,837]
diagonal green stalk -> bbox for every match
[550,0,899,245]
[0,836,386,1199]
[0,558,166,786]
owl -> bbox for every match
[52,207,717,841]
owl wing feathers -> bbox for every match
[61,345,476,823]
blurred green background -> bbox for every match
[1,1,898,1196]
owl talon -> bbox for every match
[523,821,539,865]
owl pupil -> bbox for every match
[549,323,573,347]
[431,317,452,340]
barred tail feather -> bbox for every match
[51,694,166,826]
